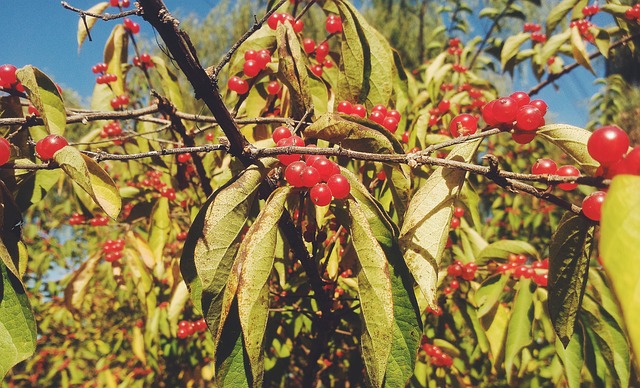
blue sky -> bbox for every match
[1,1,605,127]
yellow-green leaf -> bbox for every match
[54,147,121,219]
[501,32,531,70]
[77,2,110,51]
[237,186,292,387]
[15,66,66,138]
[570,26,595,75]
[600,175,640,373]
[537,124,599,175]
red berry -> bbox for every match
[514,105,545,131]
[369,110,386,125]
[267,13,284,30]
[327,174,350,199]
[315,42,329,62]
[352,104,367,118]
[300,166,321,187]
[177,153,191,163]
[461,266,475,281]
[313,158,338,181]
[556,165,580,191]
[255,50,271,69]
[0,65,18,87]
[277,136,303,166]
[337,101,353,115]
[401,131,410,143]
[35,134,69,161]
[325,15,343,34]
[512,132,536,144]
[285,161,306,187]
[243,60,261,78]
[194,318,207,333]
[509,91,530,108]
[529,99,548,115]
[177,231,188,241]
[447,264,462,277]
[532,158,557,175]
[140,53,151,63]
[450,217,461,229]
[302,38,316,54]
[310,183,333,206]
[587,125,630,167]
[176,328,189,339]
[267,81,281,95]
[533,272,548,287]
[110,0,119,6]
[386,110,401,121]
[228,76,249,95]
[453,207,465,218]
[449,114,478,137]
[380,117,398,133]
[310,64,323,77]
[437,100,451,115]
[492,97,518,123]
[272,126,291,143]
[482,100,499,126]
[581,191,606,221]
[293,19,304,33]
[371,104,387,115]
[0,137,10,165]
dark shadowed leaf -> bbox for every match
[399,140,480,306]
[276,23,312,120]
[600,175,640,373]
[548,212,593,347]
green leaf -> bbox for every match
[546,0,581,34]
[475,274,510,318]
[581,295,630,386]
[15,66,66,138]
[54,147,121,219]
[0,261,36,378]
[475,240,539,266]
[15,170,62,212]
[335,0,396,106]
[180,160,276,375]
[589,26,610,58]
[554,324,585,388]
[537,124,599,175]
[600,175,640,373]
[152,55,184,112]
[305,113,404,154]
[77,2,110,51]
[383,163,411,224]
[148,197,170,265]
[91,25,127,108]
[540,29,571,65]
[504,279,535,383]
[346,199,394,388]
[570,27,595,75]
[216,300,250,386]
[399,140,480,306]
[548,212,593,347]
[237,186,291,387]
[501,32,531,70]
[276,23,312,121]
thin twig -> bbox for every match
[61,1,140,20]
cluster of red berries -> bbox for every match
[447,38,463,56]
[110,94,130,110]
[177,318,207,339]
[243,49,272,78]
[482,91,548,143]
[90,215,109,226]
[625,4,640,20]
[227,76,249,95]
[273,128,351,206]
[132,53,154,69]
[68,212,86,226]
[177,231,188,241]
[495,254,549,287]
[160,187,177,200]
[421,342,454,368]
[123,18,140,34]
[102,238,125,263]
[570,19,595,42]
[325,14,343,34]
[523,23,542,32]
[267,12,304,32]
[449,207,464,230]
[0,64,24,91]
[581,4,599,17]
[532,158,581,191]
[96,73,118,85]
[109,0,130,7]
[35,134,69,161]
[337,101,402,133]
[531,32,547,43]
[303,39,331,68]
[445,259,478,287]
[99,121,124,144]
[176,152,191,164]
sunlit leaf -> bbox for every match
[570,27,595,74]
[152,55,185,112]
[55,147,121,219]
[77,2,110,51]
[505,279,534,383]
[548,212,593,347]
[600,175,640,373]
[237,186,292,387]
[546,0,582,33]
[399,140,480,306]
[15,66,66,138]
[148,197,170,265]
[500,32,531,70]
[555,324,584,388]
[475,240,539,266]
[537,124,599,175]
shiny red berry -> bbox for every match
[587,125,630,166]
[35,134,69,161]
[556,165,580,191]
[581,191,606,221]
[310,183,333,206]
[449,114,478,137]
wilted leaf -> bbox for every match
[346,199,394,387]
[548,212,593,347]
[15,66,66,138]
[305,113,404,154]
[537,124,599,175]
[276,23,312,121]
[399,140,480,306]
[77,2,110,51]
[237,186,292,387]
[335,0,395,106]
[64,254,101,315]
[505,279,535,383]
[600,175,640,373]
[475,240,539,266]
[0,261,36,378]
[55,147,121,219]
